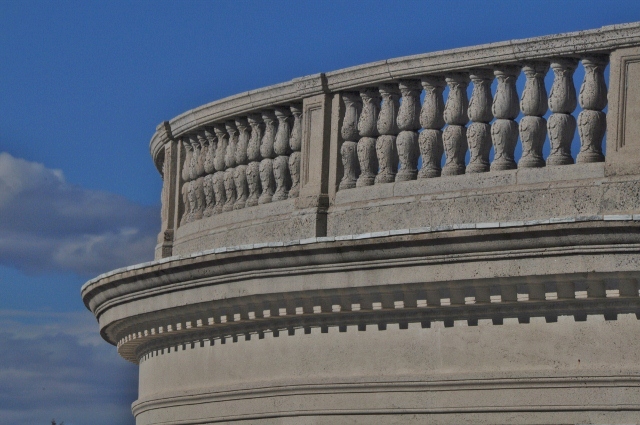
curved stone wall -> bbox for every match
[84,23,640,424]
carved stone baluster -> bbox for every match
[466,70,494,173]
[273,106,292,201]
[357,88,380,187]
[191,134,206,221]
[519,62,549,168]
[186,135,198,222]
[203,129,217,216]
[339,92,362,190]
[180,137,193,225]
[259,110,277,204]
[577,56,608,163]
[375,84,400,184]
[212,124,228,214]
[199,131,215,218]
[191,134,209,220]
[443,73,470,175]
[233,117,250,209]
[223,121,238,212]
[419,76,446,178]
[547,58,578,165]
[491,66,520,171]
[288,104,303,197]
[246,114,263,207]
[396,80,421,181]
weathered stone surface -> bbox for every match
[97,24,640,425]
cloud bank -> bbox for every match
[0,310,137,425]
[0,152,159,277]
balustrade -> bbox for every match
[172,105,302,224]
[332,55,609,190]
[169,42,614,228]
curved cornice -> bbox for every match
[81,219,640,362]
[149,22,640,172]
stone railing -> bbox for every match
[150,23,640,260]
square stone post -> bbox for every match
[296,93,333,236]
[606,46,640,176]
[154,122,178,259]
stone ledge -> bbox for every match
[83,212,638,290]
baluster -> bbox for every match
[180,137,194,225]
[273,106,292,201]
[203,129,217,216]
[199,131,215,218]
[519,62,549,168]
[467,69,494,173]
[212,124,228,214]
[223,121,238,212]
[356,88,380,187]
[191,134,208,220]
[233,117,250,209]
[246,114,263,207]
[577,55,608,163]
[547,58,578,165]
[259,110,277,204]
[289,104,303,197]
[443,73,469,175]
[396,80,421,181]
[376,84,400,184]
[419,76,446,178]
[187,135,199,222]
[191,134,206,221]
[339,92,362,190]
[491,65,520,171]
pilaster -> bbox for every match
[606,46,640,176]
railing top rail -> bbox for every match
[150,22,640,172]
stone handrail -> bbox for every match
[150,22,640,260]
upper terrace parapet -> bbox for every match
[149,23,640,260]
[150,22,640,163]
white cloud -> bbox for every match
[0,152,159,277]
[0,310,137,425]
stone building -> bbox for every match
[83,24,640,424]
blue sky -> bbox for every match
[1,1,639,424]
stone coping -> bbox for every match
[81,213,640,293]
[149,22,640,171]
